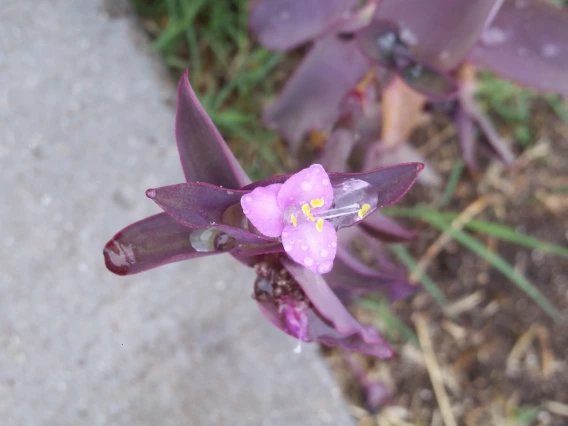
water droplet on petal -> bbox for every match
[284,245,293,252]
[317,261,333,274]
[321,178,330,186]
[145,189,156,199]
[541,44,559,58]
[301,181,313,191]
[301,245,308,251]
[480,27,507,46]
[320,249,328,258]
[304,257,314,267]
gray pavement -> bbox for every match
[0,1,354,425]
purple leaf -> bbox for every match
[264,36,370,151]
[455,104,479,171]
[244,163,423,208]
[103,213,215,276]
[360,212,417,242]
[326,245,414,302]
[249,0,358,51]
[398,63,458,99]
[471,0,568,95]
[364,143,441,187]
[282,258,394,358]
[319,128,357,172]
[460,86,515,165]
[375,0,503,70]
[146,182,274,244]
[176,71,250,188]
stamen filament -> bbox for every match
[314,203,361,220]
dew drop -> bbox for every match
[301,245,308,251]
[301,181,313,191]
[145,189,156,199]
[317,261,333,274]
[541,44,559,58]
[279,9,290,20]
[321,178,330,186]
[304,257,314,267]
[320,249,328,258]
[331,242,337,248]
[480,27,507,46]
[190,228,235,252]
[284,245,293,252]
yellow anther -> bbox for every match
[301,203,315,221]
[358,203,371,219]
[310,198,324,208]
[316,218,324,232]
[291,214,297,227]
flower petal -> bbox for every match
[103,213,216,276]
[250,0,358,51]
[264,36,370,151]
[282,220,337,274]
[471,1,568,95]
[375,0,503,70]
[241,184,284,238]
[277,164,334,212]
[176,71,251,188]
[282,258,394,358]
[147,182,274,244]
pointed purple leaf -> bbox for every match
[398,62,458,100]
[103,213,216,276]
[319,128,357,172]
[264,36,370,151]
[176,71,250,188]
[244,163,423,210]
[147,182,274,244]
[250,0,358,51]
[455,103,479,171]
[364,143,441,187]
[359,212,417,242]
[460,87,515,165]
[326,245,415,302]
[282,258,394,358]
[375,0,503,70]
[471,1,568,95]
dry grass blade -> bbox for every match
[410,196,491,282]
[545,401,568,417]
[506,325,555,379]
[413,314,457,426]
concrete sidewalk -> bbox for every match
[0,1,353,425]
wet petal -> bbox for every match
[375,0,503,70]
[147,182,274,244]
[176,71,251,187]
[281,220,337,274]
[250,0,358,51]
[241,184,284,238]
[103,213,215,276]
[282,258,394,358]
[471,1,568,95]
[264,36,370,151]
[277,164,334,212]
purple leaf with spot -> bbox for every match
[249,0,358,51]
[471,0,568,95]
[374,0,503,70]
[263,36,370,151]
[176,70,250,188]
[103,213,216,276]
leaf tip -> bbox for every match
[145,188,157,199]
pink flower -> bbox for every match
[241,164,374,274]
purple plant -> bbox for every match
[103,71,423,357]
[250,0,568,175]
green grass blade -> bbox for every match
[357,298,420,347]
[389,245,448,307]
[383,206,568,259]
[440,159,464,206]
[422,213,562,322]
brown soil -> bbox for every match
[325,105,568,426]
